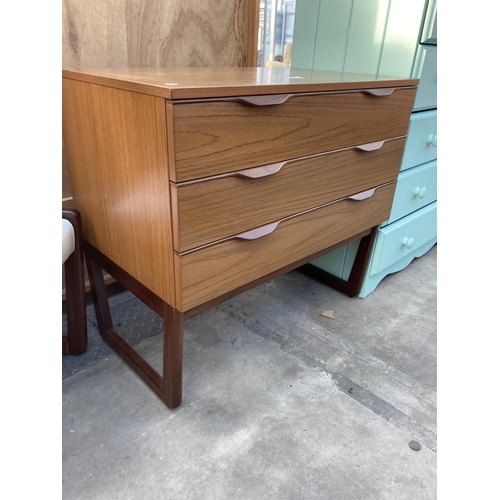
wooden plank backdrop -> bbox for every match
[62,0,251,68]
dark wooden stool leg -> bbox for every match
[63,251,88,354]
[63,210,87,354]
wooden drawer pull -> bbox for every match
[355,141,385,152]
[234,94,293,106]
[363,88,395,96]
[348,188,376,201]
[235,162,286,179]
[235,221,281,240]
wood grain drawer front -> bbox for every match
[370,201,437,276]
[400,110,437,172]
[386,160,437,225]
[170,88,416,181]
[174,138,405,252]
[179,182,396,310]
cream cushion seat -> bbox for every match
[62,218,75,264]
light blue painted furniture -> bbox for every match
[293,0,437,297]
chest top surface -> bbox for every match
[62,67,418,100]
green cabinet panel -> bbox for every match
[314,240,360,281]
[421,0,437,44]
[378,0,428,77]
[290,0,321,70]
[342,0,391,75]
[315,246,348,278]
[312,0,352,72]
[412,45,437,111]
[292,0,427,77]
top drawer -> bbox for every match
[168,87,417,181]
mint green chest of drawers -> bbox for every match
[293,0,437,297]
[358,0,437,296]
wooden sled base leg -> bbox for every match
[85,242,184,409]
[299,226,378,297]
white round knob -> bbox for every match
[427,134,437,147]
[402,237,414,249]
[413,187,427,199]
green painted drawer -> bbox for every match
[400,109,437,172]
[412,45,437,111]
[385,160,437,225]
[370,202,437,276]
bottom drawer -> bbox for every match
[178,182,396,311]
[370,201,437,276]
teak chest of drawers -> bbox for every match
[62,67,417,408]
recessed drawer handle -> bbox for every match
[355,141,385,152]
[427,134,437,147]
[234,186,378,240]
[235,162,286,179]
[234,221,281,240]
[235,94,293,106]
[348,188,376,201]
[363,88,395,97]
[402,237,415,249]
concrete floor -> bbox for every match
[62,245,437,500]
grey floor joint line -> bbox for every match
[333,372,437,452]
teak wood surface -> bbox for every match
[62,78,177,306]
[170,88,416,181]
[178,183,396,311]
[173,138,406,252]
[62,67,417,408]
[62,67,418,100]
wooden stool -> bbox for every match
[62,209,87,354]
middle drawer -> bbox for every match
[172,138,406,252]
